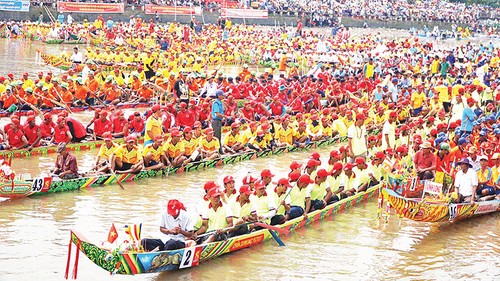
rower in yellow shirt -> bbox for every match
[199,128,220,160]
[111,135,143,174]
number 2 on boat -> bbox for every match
[179,246,202,269]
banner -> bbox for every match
[144,5,201,16]
[57,2,124,14]
[220,8,268,19]
[0,0,30,12]
[423,181,442,196]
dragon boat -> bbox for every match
[0,101,152,119]
[0,137,349,199]
[381,188,500,223]
[65,184,380,277]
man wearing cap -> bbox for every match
[23,115,42,150]
[326,162,345,202]
[467,146,481,171]
[129,112,145,137]
[381,111,397,150]
[111,136,143,174]
[164,129,187,167]
[141,199,195,251]
[460,97,476,135]
[351,157,376,193]
[5,118,27,150]
[347,113,368,162]
[93,111,112,140]
[222,122,244,154]
[181,126,201,165]
[145,104,163,146]
[286,174,313,221]
[293,121,310,148]
[476,155,496,197]
[143,135,168,170]
[414,141,436,180]
[434,143,452,185]
[271,178,292,225]
[51,117,73,145]
[211,90,226,153]
[228,184,257,238]
[93,132,117,173]
[52,142,79,179]
[306,169,333,211]
[196,187,234,244]
[454,158,478,203]
[196,127,218,160]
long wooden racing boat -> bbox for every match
[0,102,152,119]
[66,184,380,277]
[0,136,349,199]
[381,188,500,223]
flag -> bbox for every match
[107,223,118,244]
[124,224,142,242]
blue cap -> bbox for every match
[479,131,486,136]
[495,129,500,135]
[458,137,467,145]
[437,132,446,138]
[215,90,224,97]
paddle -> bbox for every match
[33,92,71,112]
[13,93,43,118]
[51,87,73,114]
[110,169,125,190]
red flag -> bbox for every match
[107,223,118,244]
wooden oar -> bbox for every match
[110,169,125,190]
[51,87,73,114]
[33,92,71,112]
[14,94,43,118]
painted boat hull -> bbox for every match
[382,188,500,223]
[69,185,380,275]
[0,137,350,199]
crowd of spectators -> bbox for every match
[31,0,500,28]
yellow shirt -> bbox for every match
[145,116,163,142]
[142,143,165,162]
[289,185,309,209]
[411,91,426,109]
[114,144,142,164]
[97,142,118,159]
[434,85,450,103]
[223,132,242,146]
[183,137,199,156]
[163,140,185,159]
[199,137,220,151]
[276,126,294,145]
[202,204,232,232]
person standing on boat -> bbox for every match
[211,90,225,154]
[347,113,368,162]
[144,104,163,147]
[141,199,195,251]
[454,158,478,203]
[53,142,79,179]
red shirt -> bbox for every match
[414,150,436,170]
[23,124,40,146]
[130,118,145,134]
[113,117,128,135]
[176,110,194,128]
[94,118,112,137]
[54,125,71,143]
[7,128,25,148]
[40,122,54,138]
[66,117,87,139]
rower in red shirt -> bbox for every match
[6,118,28,150]
[40,113,55,142]
[23,115,42,149]
[129,112,145,137]
[112,110,129,138]
[176,102,194,128]
[93,111,112,139]
[52,117,72,145]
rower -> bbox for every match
[199,128,220,160]
[140,199,194,251]
[6,117,28,150]
[64,113,88,143]
[414,141,436,180]
[253,180,277,224]
[286,174,313,221]
[51,116,73,145]
[306,168,333,212]
[222,122,244,154]
[271,178,291,225]
[143,135,168,171]
[289,161,302,177]
[293,121,310,148]
[111,110,129,138]
[476,155,495,197]
[260,169,275,191]
[248,129,269,152]
[228,185,257,238]
[326,162,346,203]
[222,175,237,205]
[129,112,145,138]
[164,129,187,167]
[93,111,112,140]
[94,132,117,173]
[351,157,374,193]
[23,115,42,150]
[40,113,55,144]
[195,187,233,244]
[305,159,321,179]
[111,135,143,174]
[181,127,201,166]
[52,142,79,179]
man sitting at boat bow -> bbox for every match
[52,142,79,179]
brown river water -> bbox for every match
[0,31,499,281]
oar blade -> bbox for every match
[268,229,285,246]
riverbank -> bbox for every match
[2,6,457,31]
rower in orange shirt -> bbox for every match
[130,73,142,92]
[22,88,38,110]
[137,83,154,102]
[104,83,120,105]
[238,64,251,81]
[435,143,452,184]
[73,78,90,105]
[39,87,54,109]
[2,86,18,111]
[60,83,74,105]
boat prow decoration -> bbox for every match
[381,188,500,223]
[65,184,381,277]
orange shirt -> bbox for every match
[104,88,119,101]
[138,87,154,99]
[61,90,73,104]
[2,95,17,109]
[86,79,100,93]
[24,94,38,106]
[74,85,89,100]
[131,79,141,91]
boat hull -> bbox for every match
[69,184,380,275]
[382,188,500,222]
[0,136,351,199]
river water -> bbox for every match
[0,32,499,281]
